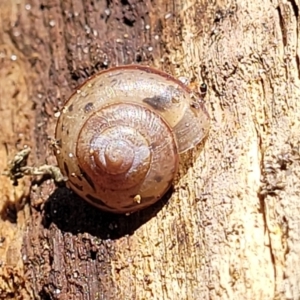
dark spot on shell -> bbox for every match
[154,175,163,183]
[150,142,158,150]
[110,78,118,87]
[108,71,122,78]
[84,102,94,113]
[143,95,168,111]
[85,194,110,207]
[77,175,83,181]
[66,129,69,135]
[68,104,73,112]
[79,167,96,192]
[69,181,83,191]
[63,162,70,177]
[143,86,176,111]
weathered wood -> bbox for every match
[1,0,300,299]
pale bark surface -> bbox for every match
[0,0,300,299]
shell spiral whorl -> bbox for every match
[54,65,210,213]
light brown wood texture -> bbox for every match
[1,0,300,299]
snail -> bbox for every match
[54,65,210,213]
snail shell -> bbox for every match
[54,65,210,213]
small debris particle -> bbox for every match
[55,289,61,295]
[178,76,190,85]
[165,12,172,19]
[49,20,56,27]
[133,194,141,203]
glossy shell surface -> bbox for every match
[55,65,210,213]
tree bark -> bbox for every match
[1,0,300,299]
